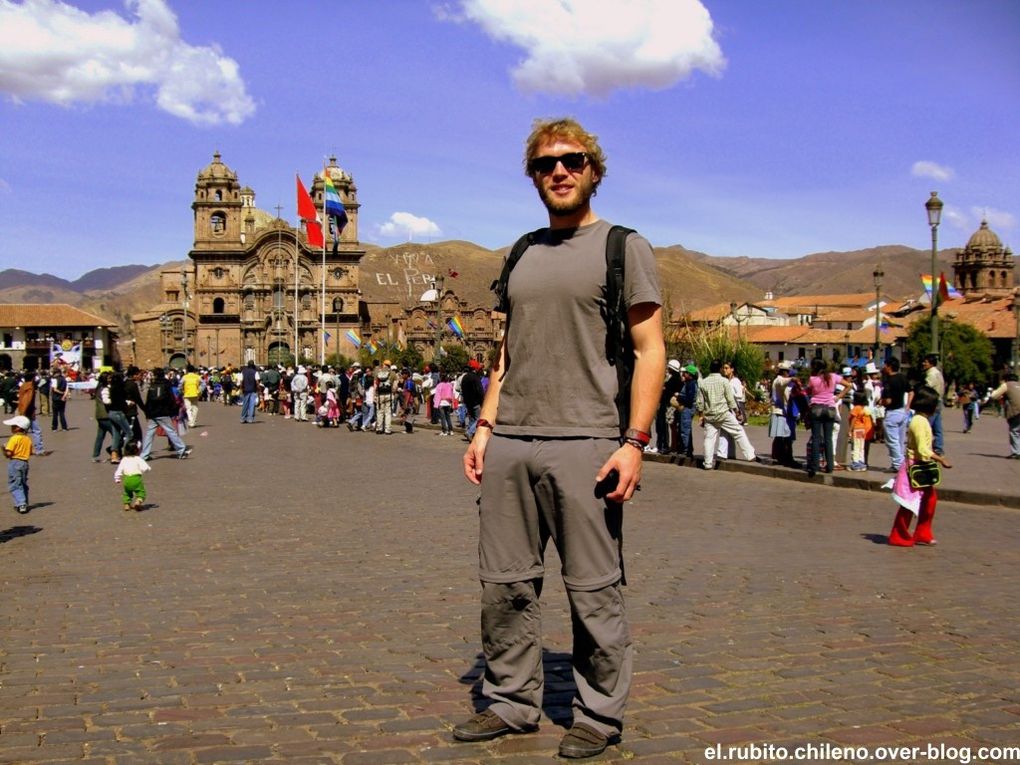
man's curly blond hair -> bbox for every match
[523,117,607,189]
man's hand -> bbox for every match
[463,428,492,485]
[596,444,643,503]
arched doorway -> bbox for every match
[168,353,187,371]
[268,342,291,366]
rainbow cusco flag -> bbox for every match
[447,316,465,338]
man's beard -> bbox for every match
[537,174,596,219]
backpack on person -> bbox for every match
[491,225,635,434]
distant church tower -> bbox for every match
[953,219,1014,297]
[311,155,360,244]
[192,151,243,250]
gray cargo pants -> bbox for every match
[477,435,633,738]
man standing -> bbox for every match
[697,359,755,470]
[677,365,699,459]
[139,368,191,460]
[374,361,396,435]
[656,360,684,454]
[454,118,665,759]
[459,361,484,440]
[921,354,945,455]
[16,373,45,455]
[240,361,259,423]
[50,368,70,431]
[260,365,281,416]
[715,360,745,461]
[36,371,50,418]
[291,366,309,421]
[880,356,911,471]
[988,373,1020,459]
[181,365,202,428]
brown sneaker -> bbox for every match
[452,709,514,742]
[558,723,614,758]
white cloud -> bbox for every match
[0,0,255,125]
[0,178,11,194]
[911,160,954,182]
[443,0,725,96]
[379,212,442,240]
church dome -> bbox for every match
[196,151,238,183]
[966,220,1002,251]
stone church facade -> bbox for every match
[133,153,366,369]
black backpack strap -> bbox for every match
[605,225,635,434]
[491,229,544,313]
[491,228,545,380]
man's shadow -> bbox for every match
[0,526,43,543]
[861,533,890,545]
[459,650,575,727]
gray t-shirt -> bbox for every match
[497,219,661,438]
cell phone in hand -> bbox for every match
[594,469,620,499]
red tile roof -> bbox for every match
[0,303,117,328]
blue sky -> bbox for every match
[1,0,1018,281]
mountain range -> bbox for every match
[0,240,955,336]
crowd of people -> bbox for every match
[648,351,1019,473]
[198,358,489,436]
[4,352,1017,524]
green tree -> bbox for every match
[325,352,353,369]
[667,326,766,400]
[436,343,470,376]
[905,316,994,386]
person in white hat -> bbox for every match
[4,414,33,514]
[769,362,797,467]
[290,366,309,421]
[653,360,684,454]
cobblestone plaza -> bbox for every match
[1,400,1018,763]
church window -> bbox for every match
[333,297,344,312]
[213,267,224,279]
[214,190,223,201]
[172,319,183,339]
[210,212,226,235]
[213,297,225,314]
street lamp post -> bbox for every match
[420,275,445,364]
[873,265,884,360]
[180,268,189,366]
[925,191,943,356]
[159,313,171,367]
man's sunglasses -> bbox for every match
[527,152,589,175]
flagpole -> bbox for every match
[294,198,299,364]
[320,166,327,367]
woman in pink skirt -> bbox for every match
[888,386,952,546]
